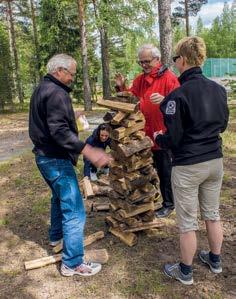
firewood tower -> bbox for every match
[97,95,162,246]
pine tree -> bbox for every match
[173,0,207,36]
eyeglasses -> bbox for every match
[61,67,76,77]
[172,55,180,63]
[137,57,157,66]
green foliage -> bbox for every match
[39,0,80,66]
[197,3,236,58]
[173,0,208,21]
[89,0,157,88]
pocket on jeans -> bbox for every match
[36,158,60,182]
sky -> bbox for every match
[171,0,234,28]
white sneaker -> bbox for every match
[61,262,102,277]
[90,172,98,181]
[50,238,63,247]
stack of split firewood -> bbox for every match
[81,175,112,212]
[97,95,162,246]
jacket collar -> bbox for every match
[44,74,72,93]
[143,63,162,85]
[178,67,202,85]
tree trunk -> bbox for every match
[100,26,111,98]
[29,0,41,82]
[92,0,111,99]
[77,0,92,111]
[158,0,172,65]
[184,0,190,36]
[6,0,24,103]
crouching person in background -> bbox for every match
[29,54,112,277]
[83,123,111,181]
[155,37,229,285]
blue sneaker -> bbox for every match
[164,263,193,285]
[199,250,222,274]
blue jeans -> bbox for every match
[35,155,86,268]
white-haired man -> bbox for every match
[29,54,111,277]
[115,44,180,217]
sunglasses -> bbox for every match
[172,55,180,63]
[137,57,157,66]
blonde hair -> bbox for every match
[175,36,206,66]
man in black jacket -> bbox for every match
[29,54,111,277]
[155,37,229,285]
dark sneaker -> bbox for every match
[199,250,222,274]
[164,263,193,285]
[156,206,174,218]
[61,262,102,277]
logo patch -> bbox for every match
[166,101,176,115]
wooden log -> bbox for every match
[118,136,131,144]
[128,111,145,122]
[105,216,119,228]
[96,176,110,186]
[132,130,146,140]
[139,210,155,222]
[123,220,165,233]
[110,203,119,211]
[116,136,153,158]
[24,249,109,270]
[125,174,153,191]
[93,203,110,211]
[53,230,105,253]
[110,212,142,227]
[127,184,157,204]
[83,231,105,246]
[83,176,94,199]
[92,184,112,196]
[110,177,128,194]
[111,120,145,140]
[111,111,127,125]
[109,227,137,247]
[117,202,155,218]
[125,157,153,173]
[110,94,139,104]
[121,119,136,128]
[97,98,138,113]
[110,198,133,212]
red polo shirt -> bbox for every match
[129,64,180,150]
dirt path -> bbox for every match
[0,112,105,162]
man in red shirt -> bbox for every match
[115,44,180,217]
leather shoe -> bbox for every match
[156,206,174,218]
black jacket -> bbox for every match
[83,127,111,177]
[29,74,85,165]
[156,67,229,166]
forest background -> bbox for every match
[0,0,235,113]
[0,2,236,298]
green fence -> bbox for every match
[202,58,236,77]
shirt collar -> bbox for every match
[44,74,72,93]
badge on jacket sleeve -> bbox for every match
[166,101,176,115]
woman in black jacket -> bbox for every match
[83,123,111,180]
[155,36,229,285]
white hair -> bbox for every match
[138,44,161,59]
[46,54,77,73]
